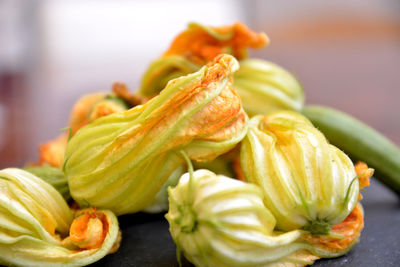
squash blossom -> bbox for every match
[64,54,248,215]
[240,111,360,235]
[301,162,373,257]
[166,169,320,267]
[233,59,303,116]
[163,22,268,66]
[165,170,318,267]
[0,168,120,267]
[138,22,304,115]
[24,165,71,201]
[37,83,134,168]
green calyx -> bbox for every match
[176,151,197,234]
[176,204,198,233]
[303,220,331,236]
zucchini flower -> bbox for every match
[139,55,200,98]
[163,22,268,65]
[302,162,373,257]
[64,54,248,215]
[138,21,268,98]
[240,111,360,235]
[234,59,304,116]
[37,133,69,168]
[68,92,109,135]
[0,168,120,267]
[24,165,71,201]
[69,84,133,136]
[138,22,304,116]
[37,83,134,168]
[166,169,319,267]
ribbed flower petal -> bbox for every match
[241,111,359,233]
[233,59,304,116]
[0,168,120,267]
[166,169,318,267]
[138,22,304,116]
[65,54,247,215]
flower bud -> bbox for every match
[0,168,120,266]
[241,111,359,234]
[138,21,267,98]
[138,22,303,117]
[24,165,71,201]
[166,169,319,267]
[234,59,304,116]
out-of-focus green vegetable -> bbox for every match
[166,168,319,267]
[241,111,359,234]
[303,105,400,195]
[64,55,248,215]
[24,165,71,201]
[0,168,120,267]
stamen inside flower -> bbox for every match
[69,208,108,250]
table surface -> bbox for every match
[93,179,400,267]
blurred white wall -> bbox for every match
[37,0,245,95]
[30,0,245,151]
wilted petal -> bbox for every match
[164,22,268,65]
[302,204,364,257]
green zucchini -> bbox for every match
[302,105,400,195]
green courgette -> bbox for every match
[302,105,400,195]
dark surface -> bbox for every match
[93,179,400,267]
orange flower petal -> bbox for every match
[69,208,108,250]
[164,22,268,65]
[37,133,68,168]
[303,204,364,252]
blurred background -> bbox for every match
[1,0,399,168]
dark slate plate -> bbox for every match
[93,179,400,267]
